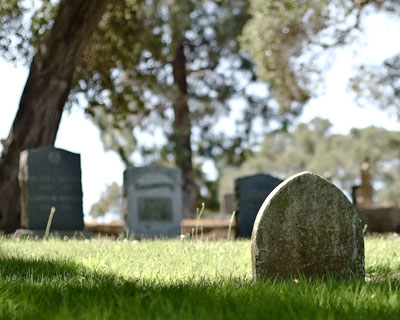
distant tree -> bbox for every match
[350,53,400,119]
[220,118,400,207]
[0,0,111,232]
[89,182,123,218]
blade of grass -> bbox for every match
[195,203,205,240]
[44,206,56,240]
[227,211,236,240]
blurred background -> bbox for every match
[1,0,400,223]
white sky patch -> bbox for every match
[296,11,400,134]
[0,60,27,139]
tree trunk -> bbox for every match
[0,0,110,233]
[172,42,196,219]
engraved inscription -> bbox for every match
[135,182,174,191]
[30,176,52,182]
[57,176,80,183]
[138,197,173,221]
[29,195,81,202]
[48,151,61,164]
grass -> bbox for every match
[0,235,399,319]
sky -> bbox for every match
[1,11,400,222]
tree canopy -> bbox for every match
[72,0,278,164]
[240,0,400,115]
[2,0,296,217]
[73,0,278,216]
[89,182,123,218]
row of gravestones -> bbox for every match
[17,146,358,238]
[18,147,183,237]
[19,146,280,238]
[19,147,365,279]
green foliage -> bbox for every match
[89,182,123,218]
[72,0,273,166]
[0,0,60,63]
[220,118,400,206]
[241,0,325,112]
[0,0,286,215]
[347,2,400,116]
[240,0,362,112]
[0,236,400,319]
[0,0,29,61]
[70,0,285,210]
[1,1,287,199]
[350,53,400,119]
[240,0,400,114]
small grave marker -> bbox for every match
[252,172,365,280]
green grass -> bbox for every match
[0,235,399,319]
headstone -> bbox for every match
[235,174,283,238]
[19,147,84,230]
[123,164,182,238]
[222,193,235,214]
[252,172,365,280]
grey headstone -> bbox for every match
[123,164,182,238]
[235,174,283,238]
[252,172,365,280]
[19,147,84,230]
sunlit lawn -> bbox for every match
[0,235,399,319]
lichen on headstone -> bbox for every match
[252,172,365,280]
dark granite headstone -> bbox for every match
[235,174,283,238]
[123,164,182,238]
[19,147,84,230]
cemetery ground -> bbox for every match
[0,235,399,319]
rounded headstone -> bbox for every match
[252,172,365,280]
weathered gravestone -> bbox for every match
[19,147,84,230]
[252,172,365,280]
[235,174,283,238]
[123,164,182,237]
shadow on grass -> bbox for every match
[0,254,400,320]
